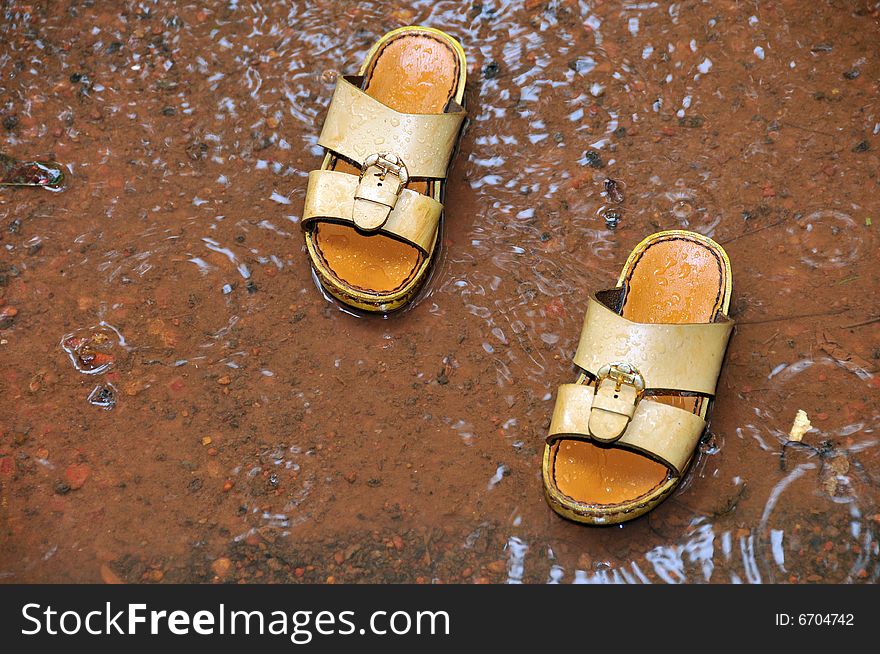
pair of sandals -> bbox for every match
[301,27,735,525]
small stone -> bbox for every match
[843,69,860,80]
[487,560,506,574]
[483,61,500,79]
[144,569,164,582]
[211,557,232,578]
[679,115,705,128]
[0,306,18,329]
[601,208,622,230]
[65,463,90,490]
[100,564,124,584]
[392,535,404,551]
[54,481,71,495]
[201,436,213,446]
[222,480,234,492]
[123,380,144,396]
[87,384,117,410]
[581,149,604,168]
[217,375,231,385]
[604,178,625,203]
[266,116,279,129]
[344,471,357,484]
[853,140,869,153]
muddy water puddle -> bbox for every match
[1,1,878,583]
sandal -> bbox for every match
[542,230,734,525]
[302,26,467,313]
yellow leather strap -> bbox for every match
[318,76,466,179]
[546,383,706,476]
[573,289,734,395]
[302,169,440,254]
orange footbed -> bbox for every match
[552,237,724,506]
[312,33,459,294]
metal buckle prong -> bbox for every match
[359,152,409,196]
[596,362,646,398]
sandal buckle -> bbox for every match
[589,362,646,443]
[352,153,410,231]
[595,362,646,396]
[360,152,410,192]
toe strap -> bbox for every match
[546,383,706,476]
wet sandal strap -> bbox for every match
[318,76,466,179]
[546,383,706,476]
[573,289,734,396]
[302,169,440,254]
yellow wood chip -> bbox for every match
[788,410,812,442]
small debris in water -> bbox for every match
[604,178,625,203]
[185,140,208,161]
[601,208,622,230]
[787,410,812,442]
[54,481,71,495]
[581,149,604,168]
[61,328,119,374]
[0,306,18,329]
[87,383,117,410]
[678,115,705,128]
[487,464,510,490]
[568,57,596,75]
[0,154,65,190]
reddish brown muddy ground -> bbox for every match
[1,1,878,584]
